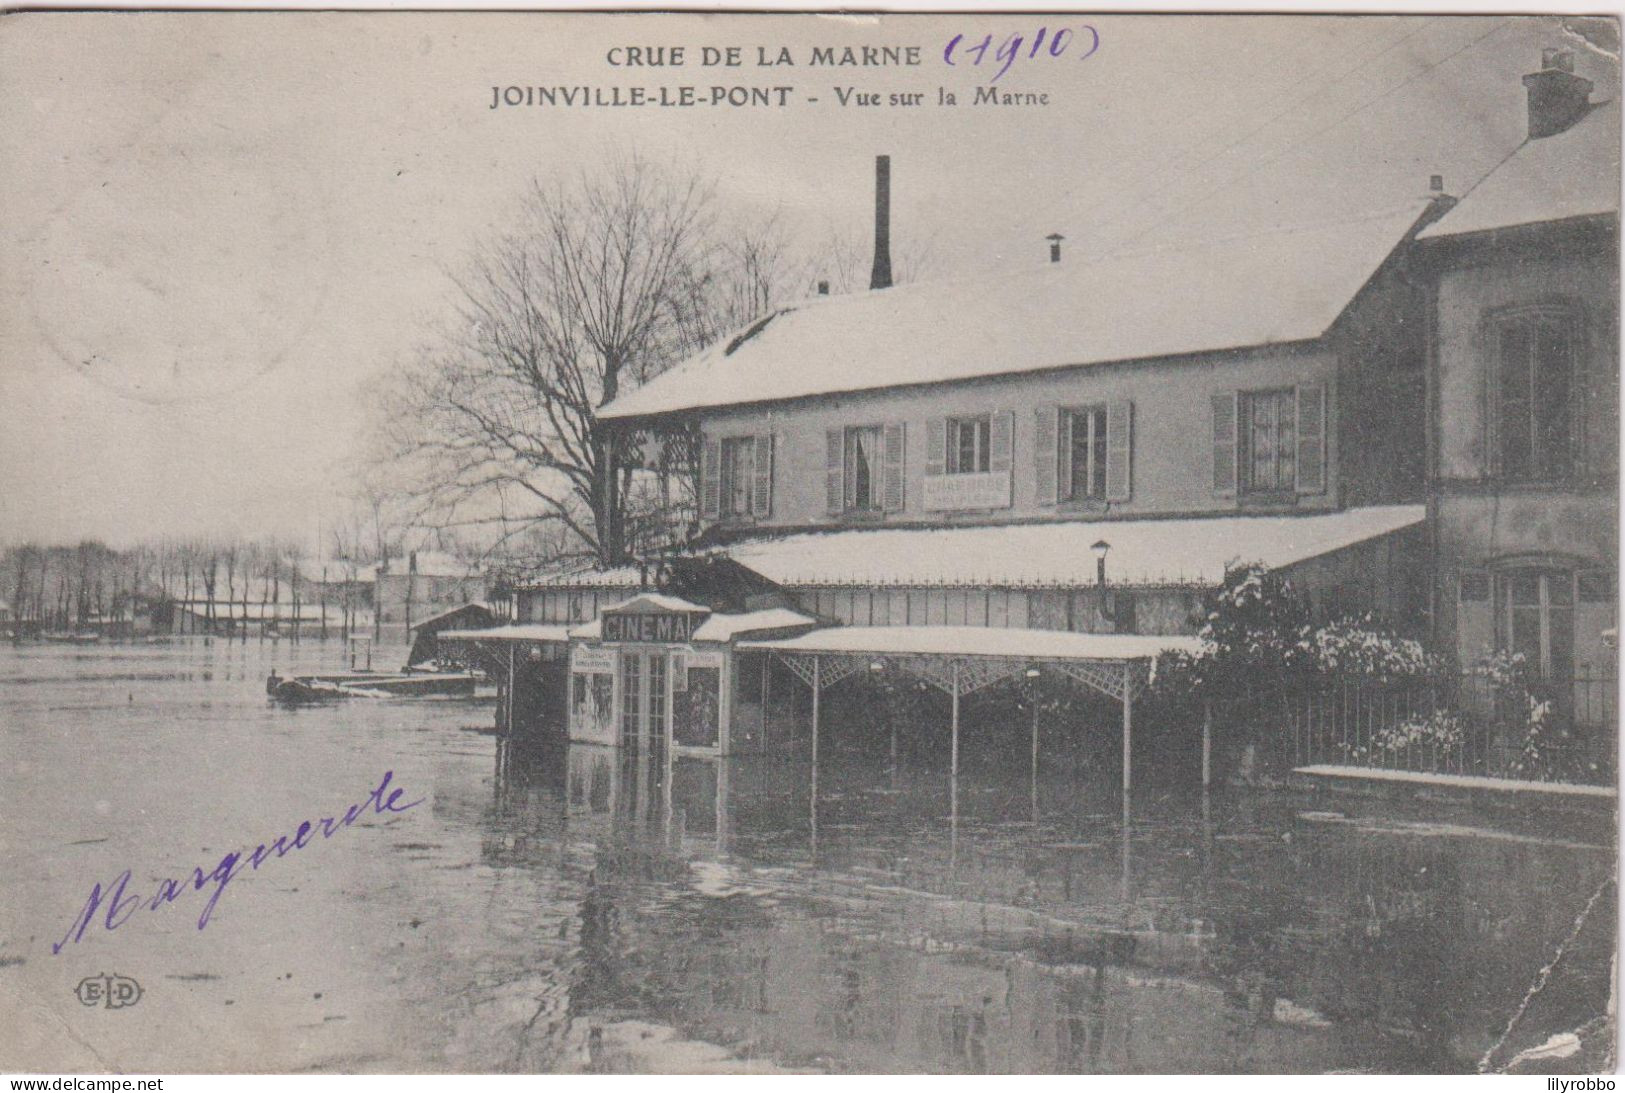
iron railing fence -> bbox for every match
[1285,671,1616,786]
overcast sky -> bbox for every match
[1,12,1616,550]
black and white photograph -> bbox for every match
[0,6,1619,1079]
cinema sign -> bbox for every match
[599,596,709,644]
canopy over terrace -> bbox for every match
[740,626,1208,795]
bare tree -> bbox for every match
[379,153,802,569]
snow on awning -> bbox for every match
[438,624,576,643]
[601,203,1432,420]
[722,505,1425,589]
[568,608,820,644]
[691,608,817,642]
[739,626,1204,662]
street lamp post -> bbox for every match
[1091,539,1111,630]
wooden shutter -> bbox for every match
[751,434,773,517]
[1296,384,1326,494]
[700,436,721,519]
[825,429,845,514]
[990,410,1013,474]
[1105,400,1133,501]
[1035,407,1059,505]
[1212,393,1238,497]
[882,422,906,512]
[926,418,947,477]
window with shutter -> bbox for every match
[945,415,990,474]
[1489,306,1580,482]
[717,436,753,517]
[882,422,906,512]
[825,429,844,515]
[1211,393,1237,496]
[1105,400,1133,501]
[1239,388,1296,494]
[751,434,773,517]
[700,437,721,519]
[1295,384,1326,494]
[1062,406,1107,501]
[1035,407,1059,505]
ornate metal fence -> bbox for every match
[1287,671,1616,785]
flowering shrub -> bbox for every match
[1469,651,1596,782]
[1295,616,1442,684]
[1344,709,1467,764]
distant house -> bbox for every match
[405,602,494,667]
[1414,49,1619,694]
[374,550,487,639]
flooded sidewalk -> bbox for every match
[0,640,1614,1073]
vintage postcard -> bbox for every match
[0,7,1618,1079]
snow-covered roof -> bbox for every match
[378,551,483,579]
[600,202,1433,420]
[740,626,1204,662]
[691,608,817,642]
[1418,100,1620,240]
[439,624,576,643]
[516,565,642,590]
[408,603,491,631]
[722,505,1425,588]
[601,592,709,614]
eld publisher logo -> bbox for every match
[75,973,142,1009]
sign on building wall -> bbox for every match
[922,471,1013,512]
[568,643,617,745]
[601,609,705,643]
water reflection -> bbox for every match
[1,641,1608,1074]
[488,734,1612,1074]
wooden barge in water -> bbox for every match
[267,669,478,703]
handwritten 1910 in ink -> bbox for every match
[51,770,423,954]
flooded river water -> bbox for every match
[1,639,1614,1073]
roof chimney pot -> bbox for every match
[817,280,829,296]
[1429,174,1444,193]
[1523,49,1592,139]
[1046,233,1065,263]
[869,155,893,291]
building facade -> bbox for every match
[1416,51,1619,697]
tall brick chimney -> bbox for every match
[1524,49,1593,139]
[869,155,893,291]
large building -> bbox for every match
[459,51,1616,765]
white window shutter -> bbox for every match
[751,434,773,517]
[700,436,721,518]
[1212,393,1238,497]
[825,429,844,515]
[1105,400,1133,501]
[990,410,1013,474]
[1295,384,1326,494]
[882,422,906,512]
[1035,407,1059,505]
[926,418,947,477]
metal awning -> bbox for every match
[740,625,1212,794]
